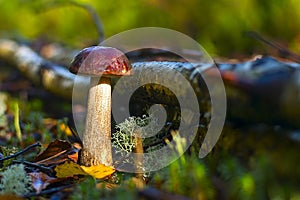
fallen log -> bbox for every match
[0,39,75,99]
[1,38,300,129]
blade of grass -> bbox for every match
[13,101,22,142]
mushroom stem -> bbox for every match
[80,76,113,166]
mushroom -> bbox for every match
[69,46,132,166]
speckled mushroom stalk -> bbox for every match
[81,76,112,166]
[69,46,131,167]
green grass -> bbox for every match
[0,91,299,199]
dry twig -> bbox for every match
[246,31,300,63]
[0,142,41,163]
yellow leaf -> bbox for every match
[55,161,86,178]
[55,161,115,179]
[81,164,115,179]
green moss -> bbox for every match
[71,177,138,200]
[0,146,19,168]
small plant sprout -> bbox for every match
[0,164,32,196]
[12,101,22,142]
[165,130,187,162]
[69,46,132,167]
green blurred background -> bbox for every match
[0,0,300,57]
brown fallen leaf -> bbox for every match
[29,172,74,194]
[29,172,55,194]
[67,143,81,163]
[67,150,79,163]
[55,160,115,179]
[34,140,78,165]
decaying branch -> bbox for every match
[1,38,300,129]
[0,142,41,163]
[0,39,75,99]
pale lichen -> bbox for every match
[112,115,151,154]
[0,164,32,196]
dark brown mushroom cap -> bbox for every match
[69,46,132,76]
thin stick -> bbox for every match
[35,149,68,164]
[246,31,300,63]
[40,0,105,43]
[13,160,53,174]
[0,142,41,163]
[69,1,105,43]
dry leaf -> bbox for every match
[67,150,79,163]
[35,139,72,161]
[34,140,78,164]
[29,172,73,194]
[55,161,115,179]
[29,172,54,194]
